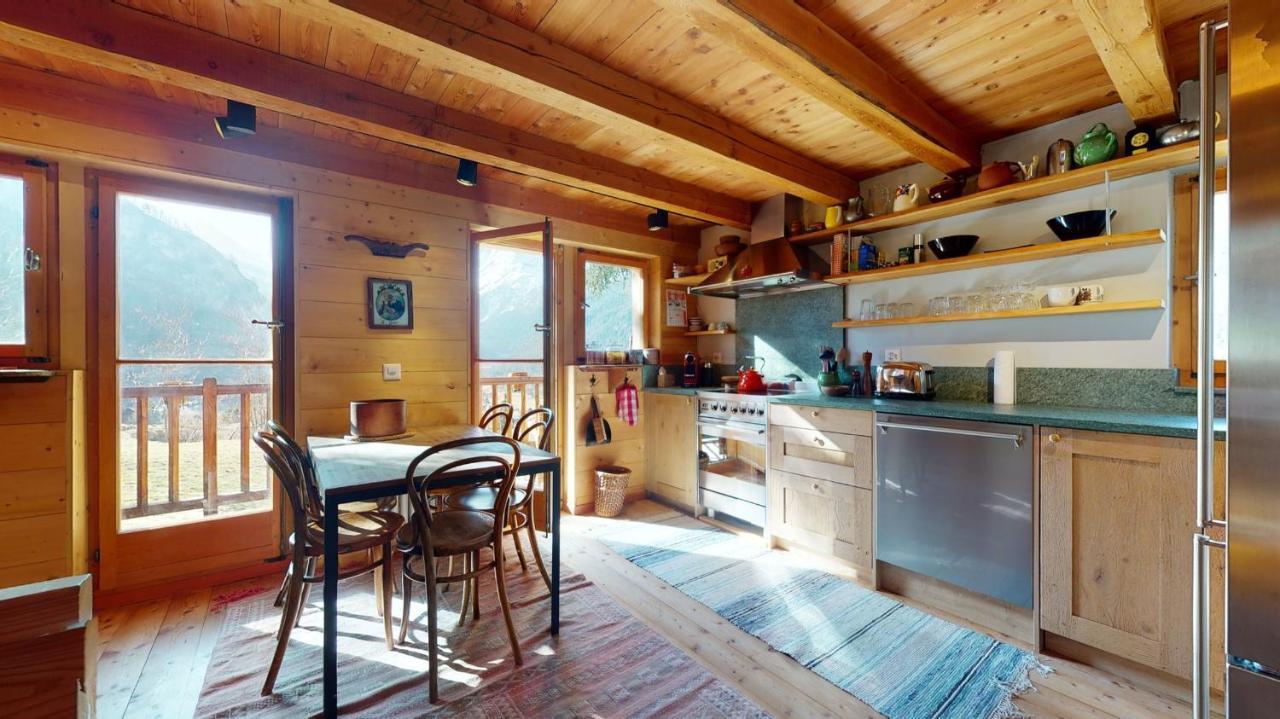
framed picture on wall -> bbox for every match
[366,277,414,330]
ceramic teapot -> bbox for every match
[892,183,920,212]
[977,158,1037,191]
[1073,123,1118,166]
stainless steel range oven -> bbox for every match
[695,390,770,529]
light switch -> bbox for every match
[382,363,402,381]
[885,348,902,362]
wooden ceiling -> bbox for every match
[0,0,1226,237]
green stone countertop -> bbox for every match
[644,386,700,396]
[770,394,1226,440]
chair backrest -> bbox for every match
[403,436,521,556]
[252,430,315,541]
[265,419,323,518]
[513,407,554,451]
[478,403,514,436]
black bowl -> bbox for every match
[927,234,979,260]
[1047,209,1117,240]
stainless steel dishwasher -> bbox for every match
[875,414,1034,608]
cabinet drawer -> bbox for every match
[769,404,873,436]
[769,425,872,489]
[769,470,872,572]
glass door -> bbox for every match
[96,176,286,591]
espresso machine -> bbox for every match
[682,352,699,388]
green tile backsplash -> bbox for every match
[734,287,844,385]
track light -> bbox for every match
[456,158,478,187]
[214,100,256,138]
[647,209,669,232]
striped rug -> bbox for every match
[601,514,1047,719]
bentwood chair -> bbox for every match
[477,403,514,436]
[265,419,397,609]
[446,408,554,588]
[397,436,524,703]
[252,429,403,696]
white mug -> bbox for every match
[1045,286,1080,307]
[1076,284,1105,303]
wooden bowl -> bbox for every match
[349,399,407,438]
[715,236,745,256]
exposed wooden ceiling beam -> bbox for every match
[0,0,750,229]
[1071,0,1177,123]
[264,0,859,205]
[0,59,702,245]
[663,0,980,175]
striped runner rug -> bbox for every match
[601,513,1048,719]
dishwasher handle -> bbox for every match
[876,420,1025,448]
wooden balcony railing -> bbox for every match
[121,378,269,519]
[477,373,545,417]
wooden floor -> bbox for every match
[96,500,1192,718]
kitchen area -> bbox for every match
[640,90,1236,703]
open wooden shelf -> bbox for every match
[788,140,1223,247]
[685,329,735,337]
[666,272,711,287]
[825,230,1165,285]
[833,299,1166,328]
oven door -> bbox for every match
[697,418,767,526]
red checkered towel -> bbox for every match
[615,381,639,427]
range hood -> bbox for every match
[690,237,831,299]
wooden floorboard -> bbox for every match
[93,499,1191,719]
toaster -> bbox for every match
[876,361,936,399]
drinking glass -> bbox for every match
[898,302,916,318]
[885,302,899,319]
[947,296,966,315]
[966,294,985,314]
[928,297,947,316]
[860,299,875,321]
[874,303,888,320]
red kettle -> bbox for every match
[737,356,767,393]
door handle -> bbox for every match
[533,323,551,333]
[251,319,284,330]
[23,247,40,271]
[876,421,1024,448]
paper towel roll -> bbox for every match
[993,351,1016,405]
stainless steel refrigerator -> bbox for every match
[1194,4,1280,716]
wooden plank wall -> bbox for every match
[0,372,86,588]
[291,194,472,438]
[563,367,646,514]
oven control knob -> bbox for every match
[719,403,728,412]
[730,406,739,413]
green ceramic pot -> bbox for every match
[1073,123,1118,167]
[817,371,840,387]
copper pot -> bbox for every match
[977,161,1024,191]
[349,398,407,438]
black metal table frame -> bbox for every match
[319,460,561,717]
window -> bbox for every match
[1171,170,1227,387]
[0,155,52,360]
[574,251,647,360]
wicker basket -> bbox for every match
[594,465,631,517]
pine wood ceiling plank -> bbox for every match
[322,24,375,77]
[283,0,858,204]
[0,59,703,243]
[471,0,558,30]
[666,0,979,174]
[118,0,174,16]
[402,64,456,104]
[42,52,112,87]
[0,0,752,228]
[365,44,417,91]
[1070,0,1177,123]
[190,0,229,35]
[278,10,331,66]
[223,0,280,52]
[167,0,200,26]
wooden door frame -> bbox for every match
[90,171,292,591]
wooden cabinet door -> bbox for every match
[1040,429,1224,683]
[643,393,697,509]
[769,469,872,575]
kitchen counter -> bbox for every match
[771,394,1226,440]
[644,386,700,396]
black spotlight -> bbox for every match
[456,159,478,187]
[214,100,256,138]
[647,209,668,232]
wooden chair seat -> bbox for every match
[294,510,404,555]
[396,510,494,555]
[446,486,528,513]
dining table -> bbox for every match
[308,424,562,718]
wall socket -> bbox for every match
[382,363,402,381]
[885,348,902,362]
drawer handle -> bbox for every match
[814,437,825,447]
[810,410,820,418]
[811,483,820,492]
[1049,433,1062,443]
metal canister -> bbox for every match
[1046,138,1074,175]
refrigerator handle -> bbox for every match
[1192,20,1228,719]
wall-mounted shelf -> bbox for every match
[666,272,711,287]
[825,230,1165,285]
[685,329,735,337]
[787,140,1223,247]
[833,299,1166,329]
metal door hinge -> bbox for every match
[90,205,99,220]
[92,549,101,563]
[24,247,40,271]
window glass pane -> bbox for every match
[1212,191,1229,362]
[584,260,643,351]
[476,243,543,360]
[116,193,273,360]
[0,174,24,345]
